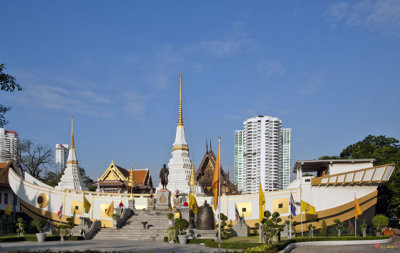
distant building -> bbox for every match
[242,115,282,193]
[0,128,19,163]
[55,144,69,175]
[281,128,291,189]
[234,130,244,191]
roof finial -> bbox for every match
[209,138,212,152]
[70,116,75,150]
[178,73,183,126]
[206,139,209,153]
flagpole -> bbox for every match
[259,182,262,243]
[289,190,292,239]
[300,187,303,236]
[355,216,357,236]
[218,137,221,253]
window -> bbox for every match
[242,208,247,212]
[278,203,283,208]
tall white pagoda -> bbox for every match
[159,74,192,194]
[56,117,88,191]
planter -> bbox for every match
[362,230,367,237]
[112,219,117,228]
[168,220,174,226]
[36,232,47,242]
[178,235,188,244]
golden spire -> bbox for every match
[189,163,197,187]
[178,73,183,126]
[127,164,136,193]
[70,116,75,150]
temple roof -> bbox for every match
[99,161,152,186]
[196,143,239,195]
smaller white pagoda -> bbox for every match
[55,117,88,191]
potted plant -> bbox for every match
[31,218,48,242]
[307,224,316,238]
[167,213,174,226]
[372,214,389,236]
[16,217,25,237]
[360,219,368,237]
[174,218,189,244]
[112,213,120,228]
[333,218,344,237]
[58,224,68,241]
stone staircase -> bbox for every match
[93,210,171,241]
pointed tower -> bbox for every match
[159,74,192,193]
[56,116,88,191]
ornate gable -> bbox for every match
[99,161,128,182]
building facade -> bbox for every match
[281,128,291,189]
[242,115,282,193]
[234,130,244,191]
[0,128,19,163]
[55,144,69,175]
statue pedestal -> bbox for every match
[128,199,135,210]
[232,222,249,237]
[156,189,171,210]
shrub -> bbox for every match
[372,214,389,234]
[31,218,47,233]
[167,213,174,220]
[321,220,327,236]
[333,219,345,237]
[174,218,189,235]
[111,213,120,220]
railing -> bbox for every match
[117,208,134,229]
[84,220,101,240]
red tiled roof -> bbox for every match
[112,164,148,185]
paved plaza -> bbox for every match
[291,236,399,253]
[0,240,216,253]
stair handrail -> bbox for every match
[117,208,134,229]
[83,220,101,240]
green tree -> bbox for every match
[318,155,341,160]
[372,214,389,235]
[0,63,22,127]
[320,135,400,217]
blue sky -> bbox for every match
[1,1,399,184]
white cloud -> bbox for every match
[327,0,400,36]
[257,59,286,79]
[299,72,324,95]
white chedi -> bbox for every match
[55,117,87,191]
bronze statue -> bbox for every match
[160,164,169,189]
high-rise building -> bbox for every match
[281,128,291,189]
[0,128,19,163]
[234,130,244,191]
[241,115,282,193]
[55,144,69,175]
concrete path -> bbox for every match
[0,240,217,253]
[291,236,399,253]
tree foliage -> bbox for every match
[0,63,22,127]
[15,139,53,180]
[319,135,400,217]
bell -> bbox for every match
[195,201,215,230]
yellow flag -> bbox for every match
[354,195,362,219]
[301,200,317,215]
[212,137,220,210]
[189,193,199,214]
[84,195,91,214]
[106,202,114,217]
[5,203,11,215]
[259,182,265,222]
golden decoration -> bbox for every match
[70,200,83,215]
[36,193,49,208]
[188,163,197,187]
[272,198,289,213]
[172,144,189,151]
[127,164,136,193]
[70,116,75,150]
[178,73,183,126]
